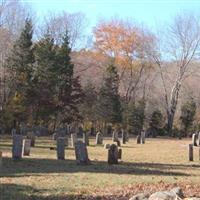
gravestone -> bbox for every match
[96,132,103,145]
[104,143,110,149]
[108,144,118,164]
[27,132,35,147]
[197,132,200,146]
[57,137,65,160]
[75,141,90,164]
[118,148,122,159]
[83,132,89,146]
[121,129,126,144]
[141,131,146,144]
[22,139,31,156]
[0,151,2,167]
[189,144,193,161]
[71,133,77,148]
[12,134,23,160]
[192,133,197,146]
[112,130,118,142]
[136,135,141,144]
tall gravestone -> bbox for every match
[192,133,197,146]
[108,144,118,164]
[83,132,89,146]
[27,132,35,147]
[75,141,90,164]
[96,132,103,145]
[12,134,23,160]
[71,133,77,148]
[23,139,31,156]
[57,137,65,160]
[112,130,118,142]
[141,131,146,144]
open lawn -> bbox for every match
[1,136,200,200]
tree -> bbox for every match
[180,98,196,137]
[151,13,200,135]
[127,99,145,134]
[97,64,122,126]
[5,18,34,126]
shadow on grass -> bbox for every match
[0,183,100,200]
[0,157,192,178]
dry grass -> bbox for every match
[0,136,200,200]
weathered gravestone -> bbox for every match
[112,130,118,142]
[96,132,103,145]
[75,141,90,164]
[57,137,65,160]
[108,144,118,164]
[27,132,35,147]
[83,132,89,146]
[136,135,141,144]
[141,130,146,144]
[0,151,2,168]
[118,148,122,159]
[12,134,23,160]
[121,129,126,144]
[71,133,77,148]
[22,139,31,156]
[192,133,197,146]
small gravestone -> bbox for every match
[57,137,65,160]
[0,151,2,167]
[22,139,31,156]
[112,130,118,142]
[12,134,23,160]
[27,132,35,147]
[71,133,77,148]
[108,144,118,164]
[75,141,90,164]
[189,144,193,161]
[121,130,126,144]
[141,131,145,144]
[192,133,197,146]
[104,143,110,149]
[136,135,141,144]
[118,148,122,159]
[96,132,103,145]
[83,132,89,146]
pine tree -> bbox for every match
[97,64,122,125]
[6,18,34,125]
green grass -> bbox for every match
[0,136,200,199]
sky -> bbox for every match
[23,0,200,29]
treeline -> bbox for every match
[0,1,200,137]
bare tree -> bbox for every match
[151,13,200,135]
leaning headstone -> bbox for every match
[96,132,103,145]
[0,151,2,168]
[104,144,110,149]
[71,133,77,148]
[189,144,193,161]
[12,134,23,160]
[57,137,65,160]
[112,130,118,142]
[136,135,141,144]
[75,141,90,164]
[27,132,35,147]
[83,132,89,146]
[141,131,145,144]
[108,144,118,164]
[118,148,122,159]
[22,139,31,156]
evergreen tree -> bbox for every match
[97,64,122,125]
[128,99,145,134]
[180,98,196,136]
[6,18,34,125]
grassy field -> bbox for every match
[1,136,200,200]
